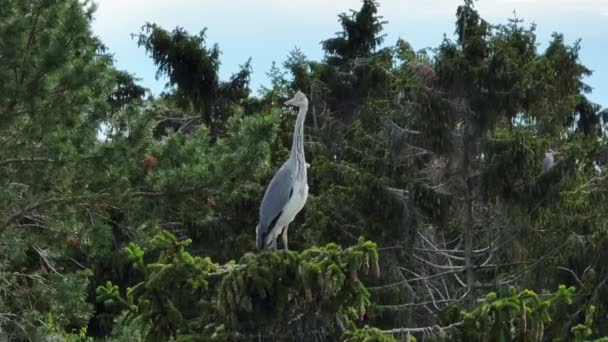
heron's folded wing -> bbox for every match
[542,156,551,172]
[258,163,295,238]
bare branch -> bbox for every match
[1,195,100,229]
[557,266,584,288]
[368,268,466,291]
[375,298,461,310]
[32,244,64,278]
[0,158,54,167]
[381,321,464,335]
[412,255,464,270]
[2,187,207,230]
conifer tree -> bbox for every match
[1,0,607,340]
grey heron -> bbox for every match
[256,91,309,250]
[542,149,559,173]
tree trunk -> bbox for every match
[202,96,216,141]
[310,82,319,129]
[463,119,475,308]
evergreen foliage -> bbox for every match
[96,231,379,340]
[0,0,607,340]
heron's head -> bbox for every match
[284,90,308,109]
[547,149,559,156]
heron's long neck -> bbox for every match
[290,105,307,166]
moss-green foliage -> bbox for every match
[397,285,607,342]
[96,231,379,340]
[365,286,604,341]
[343,325,400,342]
[36,315,94,342]
[569,305,608,342]
[459,285,575,341]
[97,230,221,339]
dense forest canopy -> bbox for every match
[1,0,607,340]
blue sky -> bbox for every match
[91,0,608,107]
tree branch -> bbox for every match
[375,298,460,310]
[126,186,206,198]
[2,186,207,230]
[381,321,464,335]
[0,158,54,167]
[1,194,104,229]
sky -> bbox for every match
[91,0,608,107]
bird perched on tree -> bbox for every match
[542,149,559,173]
[256,91,309,250]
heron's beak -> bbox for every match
[284,96,296,106]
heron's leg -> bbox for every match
[270,238,277,250]
[282,225,289,251]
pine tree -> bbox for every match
[0,0,117,337]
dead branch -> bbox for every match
[375,298,460,310]
[0,157,54,167]
[1,195,101,229]
[1,187,207,230]
[32,244,64,278]
[381,321,464,336]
